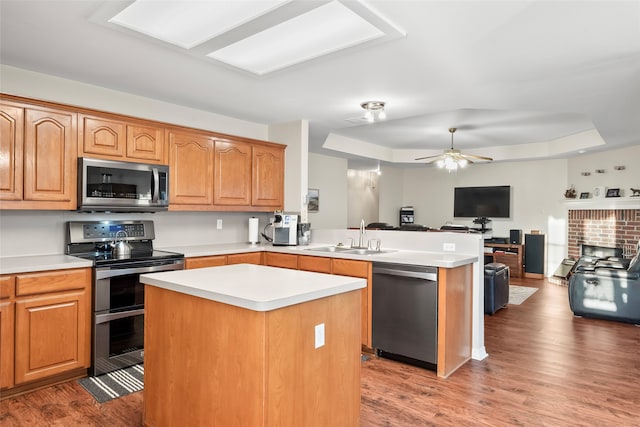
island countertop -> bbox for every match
[140,263,366,312]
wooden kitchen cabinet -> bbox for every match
[264,252,298,269]
[331,258,372,348]
[227,252,263,265]
[251,143,284,209]
[297,255,332,273]
[0,276,15,389]
[78,113,166,164]
[168,129,215,209]
[213,139,252,206]
[9,268,91,387]
[0,98,77,210]
[185,255,227,269]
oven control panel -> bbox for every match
[66,220,155,243]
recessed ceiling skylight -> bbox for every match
[109,0,290,49]
[206,1,385,75]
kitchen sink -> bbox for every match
[305,246,395,256]
[305,246,355,253]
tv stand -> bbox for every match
[484,242,524,278]
[471,217,492,238]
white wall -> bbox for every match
[0,65,268,140]
[567,145,640,197]
[268,120,308,217]
[307,153,348,229]
[376,164,404,227]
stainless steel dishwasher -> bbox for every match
[372,262,438,369]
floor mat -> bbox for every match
[509,285,538,305]
[78,364,143,403]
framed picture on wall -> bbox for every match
[592,186,606,199]
[307,188,319,212]
[606,188,621,198]
[579,192,590,199]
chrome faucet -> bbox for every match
[358,219,366,248]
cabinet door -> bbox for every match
[213,140,251,206]
[298,255,332,274]
[185,256,227,269]
[78,114,126,158]
[23,107,77,208]
[332,259,372,348]
[251,144,284,208]
[14,288,90,384]
[0,103,24,201]
[227,252,263,265]
[0,275,15,389]
[168,130,214,208]
[264,252,298,269]
[127,124,165,164]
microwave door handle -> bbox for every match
[151,168,159,203]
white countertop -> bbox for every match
[161,242,477,268]
[0,254,93,275]
[140,263,366,311]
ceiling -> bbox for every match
[2,0,639,170]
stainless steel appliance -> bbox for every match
[65,220,184,376]
[78,157,169,212]
[272,213,298,246]
[297,222,311,245]
[372,262,438,369]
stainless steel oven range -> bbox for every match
[65,220,184,376]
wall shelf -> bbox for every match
[563,197,640,210]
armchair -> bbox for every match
[568,249,640,324]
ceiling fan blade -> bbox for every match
[461,153,493,161]
[414,154,443,161]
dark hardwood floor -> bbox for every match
[2,276,639,426]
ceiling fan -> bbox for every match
[415,128,493,171]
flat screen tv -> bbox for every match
[454,185,511,218]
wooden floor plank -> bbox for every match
[2,276,639,426]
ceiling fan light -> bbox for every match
[459,158,468,167]
[365,110,374,123]
[377,110,386,120]
[436,159,445,168]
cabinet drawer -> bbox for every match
[264,252,298,269]
[185,256,227,269]
[227,252,263,265]
[15,268,90,296]
[0,276,15,299]
[331,259,370,278]
[298,255,332,274]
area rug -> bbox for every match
[78,364,143,403]
[509,285,538,305]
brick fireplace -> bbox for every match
[567,209,640,259]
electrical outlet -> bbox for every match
[315,323,325,349]
[443,243,456,251]
[216,219,223,230]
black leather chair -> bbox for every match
[484,263,510,314]
[568,248,640,324]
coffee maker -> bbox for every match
[272,213,298,246]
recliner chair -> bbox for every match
[484,262,510,315]
[568,246,640,324]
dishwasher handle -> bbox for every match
[373,266,437,281]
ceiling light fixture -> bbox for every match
[414,128,493,172]
[361,101,386,123]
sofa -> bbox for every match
[568,249,640,324]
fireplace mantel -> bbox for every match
[564,197,640,210]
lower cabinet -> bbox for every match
[185,255,226,269]
[263,252,298,269]
[0,268,91,392]
[226,252,263,265]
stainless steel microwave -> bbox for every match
[78,158,169,212]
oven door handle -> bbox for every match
[95,262,182,279]
[95,308,144,324]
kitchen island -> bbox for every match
[140,263,366,427]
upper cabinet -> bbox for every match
[79,113,166,164]
[1,99,77,210]
[252,144,284,208]
[170,129,285,212]
[214,139,252,206]
[167,129,214,208]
